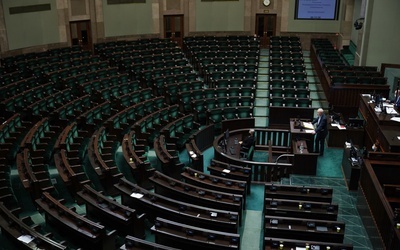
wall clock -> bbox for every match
[263,0,271,7]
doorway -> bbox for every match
[255,14,277,48]
[164,15,184,47]
[70,20,92,51]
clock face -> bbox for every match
[263,0,271,7]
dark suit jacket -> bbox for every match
[392,96,400,107]
[241,135,255,148]
[312,114,328,135]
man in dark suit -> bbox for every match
[312,108,328,156]
[392,90,400,107]
[239,129,255,149]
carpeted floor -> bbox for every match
[316,146,344,178]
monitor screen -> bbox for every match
[295,0,340,20]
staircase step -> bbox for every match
[256,90,269,98]
[258,68,269,75]
[304,58,312,63]
[255,117,269,127]
[260,50,269,56]
[310,92,320,99]
[307,76,319,83]
[255,98,269,106]
[257,75,269,82]
[254,107,268,116]
[256,82,269,90]
[259,56,269,62]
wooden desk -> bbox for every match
[265,184,333,203]
[264,237,353,250]
[328,124,365,148]
[359,96,400,152]
[341,145,361,191]
[77,184,145,239]
[152,217,240,250]
[360,156,400,249]
[149,171,243,224]
[121,235,179,250]
[291,140,318,175]
[264,215,345,243]
[182,167,247,199]
[264,198,338,221]
[0,202,67,250]
[115,178,239,233]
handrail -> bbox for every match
[213,128,293,182]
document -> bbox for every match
[18,235,34,244]
[130,193,144,199]
[302,122,314,130]
[386,107,399,115]
[222,169,231,173]
[390,117,400,123]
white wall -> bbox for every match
[102,0,154,37]
[195,0,244,32]
[3,0,59,50]
[364,0,400,67]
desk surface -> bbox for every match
[360,96,400,152]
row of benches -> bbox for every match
[264,183,353,249]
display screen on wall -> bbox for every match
[295,0,339,20]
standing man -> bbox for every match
[312,108,328,156]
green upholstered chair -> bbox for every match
[296,88,310,98]
[270,97,284,107]
[270,89,283,97]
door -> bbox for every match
[164,15,184,47]
[255,14,277,48]
[70,21,92,50]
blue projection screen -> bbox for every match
[295,0,339,20]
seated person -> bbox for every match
[239,129,255,150]
[387,90,400,107]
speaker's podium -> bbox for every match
[290,118,319,175]
[290,118,315,152]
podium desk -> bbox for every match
[290,119,315,153]
[291,140,319,175]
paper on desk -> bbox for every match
[338,125,346,130]
[390,117,400,122]
[222,169,231,173]
[331,123,339,127]
[386,107,399,115]
[303,122,314,130]
[18,235,34,244]
[383,103,394,108]
[305,130,315,133]
[130,193,144,199]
